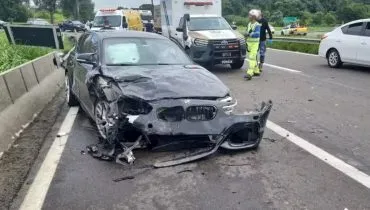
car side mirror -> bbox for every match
[184,14,190,21]
[176,27,183,32]
[232,25,237,30]
[77,53,97,66]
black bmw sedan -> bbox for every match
[63,31,272,167]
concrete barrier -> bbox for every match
[0,52,64,154]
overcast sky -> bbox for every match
[93,0,160,10]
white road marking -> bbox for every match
[266,120,370,189]
[245,59,302,73]
[268,48,319,57]
[19,107,79,210]
[263,63,302,73]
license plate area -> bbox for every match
[222,52,232,57]
[221,60,233,64]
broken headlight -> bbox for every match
[119,98,153,115]
[218,95,237,115]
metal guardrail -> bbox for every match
[273,37,321,44]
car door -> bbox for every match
[338,22,364,62]
[75,34,98,116]
[69,34,88,98]
[357,22,370,65]
[174,17,185,47]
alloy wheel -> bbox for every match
[329,51,339,66]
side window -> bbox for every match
[365,22,370,37]
[178,17,184,28]
[345,22,364,35]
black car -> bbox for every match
[59,20,86,32]
[62,31,272,167]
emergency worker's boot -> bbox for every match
[244,74,252,80]
[259,62,264,72]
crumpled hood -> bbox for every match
[101,65,229,101]
[188,30,243,40]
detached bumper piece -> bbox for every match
[153,100,272,168]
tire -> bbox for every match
[231,60,245,69]
[94,100,117,144]
[327,49,343,68]
[65,74,79,106]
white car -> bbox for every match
[319,19,370,68]
[269,25,275,34]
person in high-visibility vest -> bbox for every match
[244,9,261,81]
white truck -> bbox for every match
[160,0,246,69]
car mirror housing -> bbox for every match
[231,25,237,30]
[77,53,97,66]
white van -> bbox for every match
[160,0,246,69]
[91,9,128,31]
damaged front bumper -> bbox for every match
[126,99,273,168]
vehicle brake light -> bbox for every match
[321,34,328,40]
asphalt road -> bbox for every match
[10,49,370,209]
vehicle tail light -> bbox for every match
[321,34,328,40]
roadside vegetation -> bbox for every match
[267,42,319,55]
[62,35,75,54]
[0,32,53,73]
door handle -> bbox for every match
[361,42,367,45]
[336,40,341,43]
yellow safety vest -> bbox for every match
[247,21,261,42]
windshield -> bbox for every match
[93,15,121,27]
[188,17,231,31]
[103,38,192,66]
[141,15,152,21]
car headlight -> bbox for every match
[194,38,209,46]
[218,95,237,115]
[238,38,246,45]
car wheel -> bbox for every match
[94,100,117,144]
[327,49,343,68]
[65,75,79,106]
[231,60,244,69]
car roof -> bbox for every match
[344,19,370,26]
[190,14,219,18]
[91,31,167,40]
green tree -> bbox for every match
[34,0,59,23]
[312,11,324,25]
[323,12,336,26]
[0,0,30,21]
[300,11,313,26]
[61,0,94,21]
[337,1,368,23]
